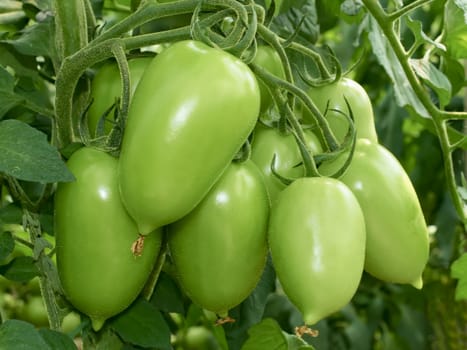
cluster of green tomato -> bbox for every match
[54,39,429,332]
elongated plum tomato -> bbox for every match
[88,57,152,136]
[269,177,366,325]
[168,160,269,316]
[118,40,261,235]
[250,125,322,204]
[303,78,378,143]
[320,139,429,288]
[54,147,161,331]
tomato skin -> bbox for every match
[252,46,285,114]
[320,139,429,288]
[88,57,152,136]
[119,40,261,234]
[303,78,378,143]
[250,126,322,204]
[54,147,161,331]
[268,177,366,325]
[168,160,269,316]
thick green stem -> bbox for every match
[363,0,466,224]
[53,0,88,62]
[54,26,191,149]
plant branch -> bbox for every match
[362,0,466,224]
[388,0,435,22]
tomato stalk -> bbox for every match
[105,44,131,153]
[362,0,467,226]
[250,63,329,177]
[53,0,88,64]
[22,210,67,331]
[4,177,66,330]
[142,232,169,300]
[92,0,249,45]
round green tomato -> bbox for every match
[119,40,261,234]
[303,78,378,143]
[252,45,285,114]
[168,160,269,316]
[320,139,429,288]
[269,177,366,325]
[61,311,81,334]
[54,147,161,331]
[88,57,152,136]
[250,125,322,204]
[17,295,49,327]
[183,326,218,350]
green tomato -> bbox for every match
[119,40,261,234]
[303,78,378,143]
[54,147,162,331]
[252,45,285,114]
[269,177,366,325]
[61,311,81,334]
[168,160,269,316]
[250,125,322,204]
[320,139,429,288]
[88,57,152,136]
[16,295,49,327]
[182,326,218,350]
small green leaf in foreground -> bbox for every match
[241,318,315,350]
[0,319,49,350]
[110,298,171,349]
[0,255,39,282]
[451,253,467,300]
[0,119,75,183]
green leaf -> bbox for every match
[451,253,467,300]
[443,0,467,59]
[284,332,316,349]
[0,320,49,350]
[441,55,466,95]
[340,0,363,16]
[38,329,78,350]
[405,16,446,52]
[110,298,171,349]
[0,43,41,77]
[0,203,23,224]
[241,318,289,350]
[366,15,429,117]
[0,255,39,282]
[0,231,14,261]
[4,20,55,58]
[241,318,314,350]
[0,119,75,183]
[225,256,276,350]
[270,0,319,45]
[150,271,185,314]
[0,65,24,118]
[409,58,452,108]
